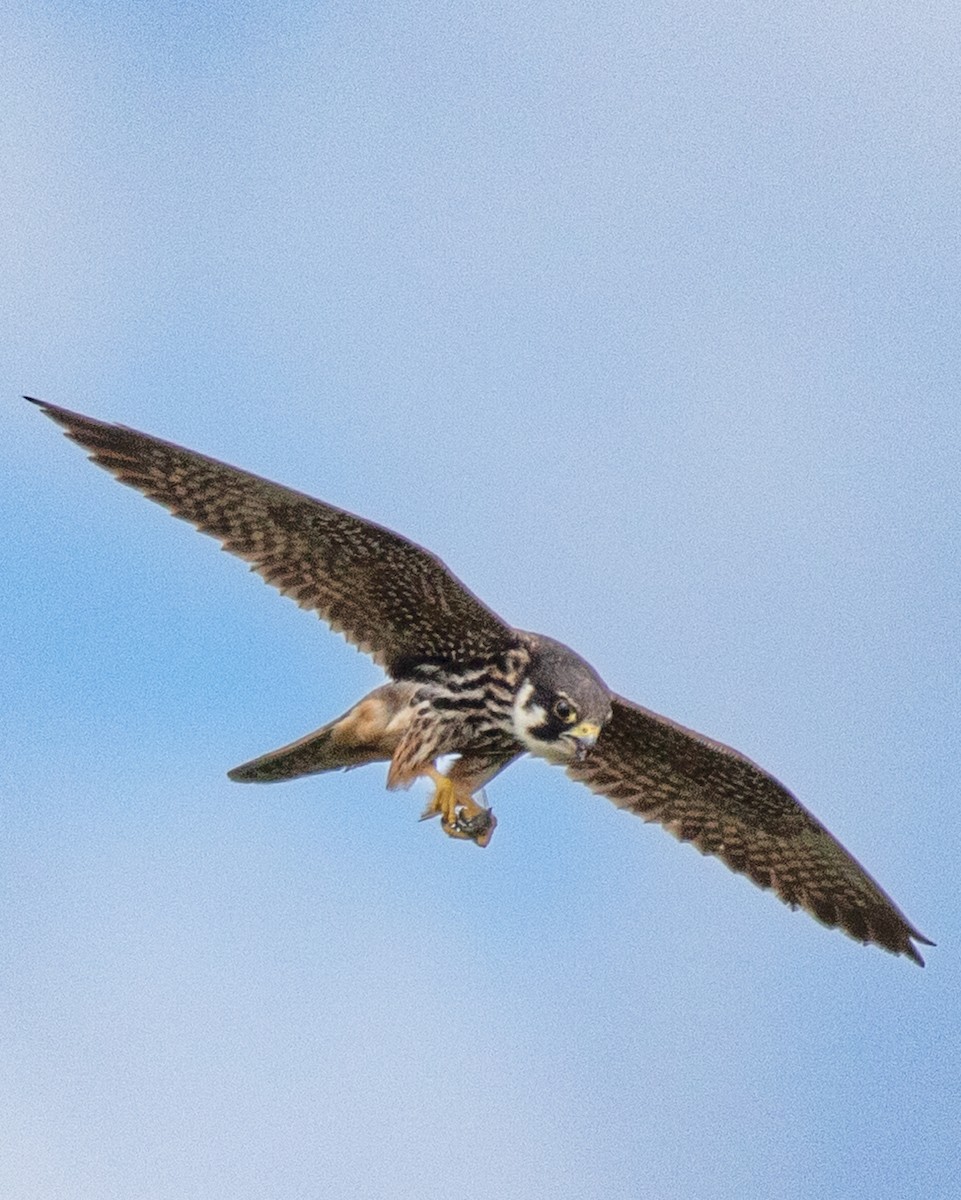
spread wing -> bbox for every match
[29,399,518,674]
[568,695,932,965]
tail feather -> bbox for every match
[228,683,416,784]
[228,720,380,783]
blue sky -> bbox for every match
[3,3,958,1197]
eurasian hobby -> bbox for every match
[28,398,932,966]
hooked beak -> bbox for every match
[568,720,601,763]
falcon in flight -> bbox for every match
[29,398,932,965]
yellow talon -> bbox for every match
[419,767,497,847]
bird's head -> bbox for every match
[512,634,613,764]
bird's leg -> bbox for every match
[419,766,497,847]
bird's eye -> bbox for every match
[553,698,577,723]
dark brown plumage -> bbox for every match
[28,397,932,965]
[28,400,515,672]
[567,697,931,963]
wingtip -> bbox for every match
[24,395,64,422]
[905,931,936,968]
[905,944,926,968]
[25,397,112,438]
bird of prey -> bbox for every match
[28,397,932,966]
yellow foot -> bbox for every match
[419,768,497,847]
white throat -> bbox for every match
[511,679,567,763]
